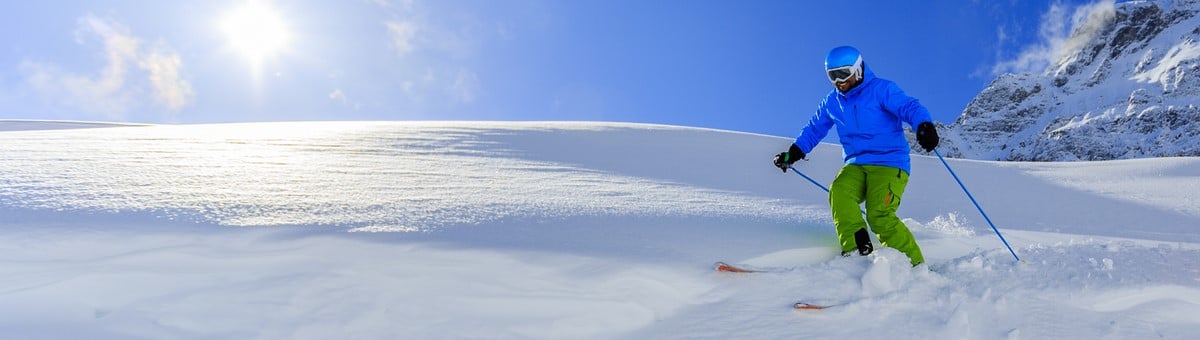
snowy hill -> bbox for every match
[937,0,1200,161]
[1,120,1199,339]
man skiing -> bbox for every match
[773,46,939,267]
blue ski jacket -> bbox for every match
[793,64,933,173]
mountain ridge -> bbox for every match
[930,0,1200,161]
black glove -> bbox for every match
[772,144,805,173]
[916,122,939,152]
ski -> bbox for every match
[713,261,765,273]
[714,262,837,310]
[793,302,832,310]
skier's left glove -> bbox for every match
[772,144,805,173]
[916,122,939,152]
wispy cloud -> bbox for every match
[386,21,418,55]
[449,68,479,103]
[140,48,194,111]
[21,14,193,120]
[992,0,1116,76]
[329,89,348,104]
[23,15,139,117]
[374,0,488,106]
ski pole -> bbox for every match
[788,166,831,193]
[788,165,866,216]
[933,149,1021,262]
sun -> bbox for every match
[220,0,290,72]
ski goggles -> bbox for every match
[826,55,863,84]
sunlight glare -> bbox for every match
[220,1,290,72]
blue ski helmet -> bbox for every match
[825,46,863,84]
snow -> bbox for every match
[0,119,143,132]
[1132,38,1200,89]
[1,120,1198,339]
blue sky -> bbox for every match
[1,0,1105,137]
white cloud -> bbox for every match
[329,89,348,104]
[21,14,194,119]
[374,0,486,106]
[386,20,418,55]
[24,15,138,117]
[140,48,193,110]
[992,0,1116,76]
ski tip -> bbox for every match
[793,302,828,310]
[714,261,759,273]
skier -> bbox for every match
[773,46,939,267]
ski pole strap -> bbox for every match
[934,149,1021,262]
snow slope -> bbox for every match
[0,121,1198,339]
[0,119,144,132]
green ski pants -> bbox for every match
[829,164,925,266]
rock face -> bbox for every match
[930,0,1200,161]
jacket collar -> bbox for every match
[836,63,876,97]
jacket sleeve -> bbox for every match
[881,81,934,127]
[793,99,835,154]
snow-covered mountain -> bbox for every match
[937,0,1200,161]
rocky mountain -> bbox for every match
[931,0,1200,161]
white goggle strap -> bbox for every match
[828,55,863,84]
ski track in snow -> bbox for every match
[0,121,1198,339]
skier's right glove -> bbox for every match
[772,144,805,173]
